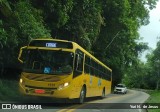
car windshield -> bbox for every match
[22,49,74,75]
[117,84,125,88]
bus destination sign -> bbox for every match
[29,40,73,49]
[46,43,57,47]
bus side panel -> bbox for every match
[97,79,111,96]
[86,74,98,97]
[106,81,111,95]
[69,73,96,99]
[83,74,101,97]
[69,75,84,99]
[69,75,112,99]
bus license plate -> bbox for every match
[35,89,45,94]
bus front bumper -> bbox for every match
[19,83,72,99]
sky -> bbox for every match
[138,0,160,61]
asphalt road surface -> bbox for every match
[0,90,149,112]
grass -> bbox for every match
[0,79,63,103]
[0,79,20,101]
[0,79,35,102]
[146,90,160,112]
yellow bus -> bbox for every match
[18,38,112,103]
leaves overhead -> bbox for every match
[0,0,158,87]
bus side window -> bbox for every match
[76,54,83,71]
[73,49,84,78]
[75,54,80,70]
[84,55,90,74]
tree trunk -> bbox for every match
[156,79,160,90]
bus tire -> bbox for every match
[101,88,105,99]
[79,86,86,104]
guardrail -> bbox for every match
[132,88,154,93]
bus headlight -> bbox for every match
[64,82,69,87]
[20,78,25,85]
[20,78,23,83]
[58,82,69,90]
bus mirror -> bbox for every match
[18,46,27,63]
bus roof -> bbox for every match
[30,38,72,43]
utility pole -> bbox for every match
[104,31,120,51]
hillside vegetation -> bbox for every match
[0,0,159,90]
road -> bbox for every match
[0,90,149,112]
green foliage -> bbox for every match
[0,0,51,75]
[0,0,12,17]
[147,91,160,103]
[145,41,160,90]
[147,91,160,112]
[63,0,104,50]
[45,0,73,28]
[0,79,20,100]
[123,61,150,89]
[0,20,7,70]
[0,20,7,48]
[125,39,160,90]
[0,0,159,89]
[92,0,154,85]
[14,1,50,43]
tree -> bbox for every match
[92,0,155,86]
[0,0,50,78]
[146,41,160,90]
[0,0,158,85]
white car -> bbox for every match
[114,84,127,94]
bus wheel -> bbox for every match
[101,88,105,99]
[79,87,86,104]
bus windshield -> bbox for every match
[22,49,74,75]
